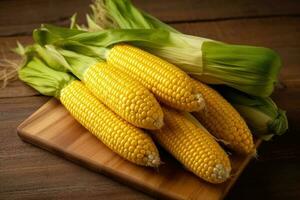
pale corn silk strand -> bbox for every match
[0,48,21,88]
[89,0,119,30]
[59,80,161,167]
[0,60,19,88]
[82,62,164,129]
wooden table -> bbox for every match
[0,0,299,199]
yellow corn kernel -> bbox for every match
[152,107,231,183]
[60,80,160,167]
[107,44,205,112]
[83,62,163,129]
[192,79,254,154]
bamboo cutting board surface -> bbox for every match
[17,98,261,200]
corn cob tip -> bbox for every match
[235,138,255,155]
[211,163,231,183]
[245,147,257,157]
[195,92,206,111]
[153,117,164,129]
[146,153,161,167]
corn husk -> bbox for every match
[83,0,282,97]
[217,86,288,140]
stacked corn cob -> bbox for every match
[5,0,287,188]
[15,40,256,184]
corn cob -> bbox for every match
[60,80,160,167]
[152,107,231,183]
[32,45,164,130]
[107,44,205,112]
[192,79,254,154]
[83,62,163,129]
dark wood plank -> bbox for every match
[0,87,299,200]
[15,98,261,200]
[228,111,300,199]
[133,0,300,22]
[1,0,300,36]
[0,80,38,98]
[0,96,48,122]
[0,36,33,55]
[228,155,300,199]
[226,79,300,199]
[0,96,152,200]
[0,0,89,36]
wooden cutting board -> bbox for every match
[17,98,261,200]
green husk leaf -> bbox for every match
[140,11,179,33]
[103,0,153,29]
[35,25,170,47]
[33,25,85,46]
[36,0,283,97]
[86,14,103,31]
[15,43,73,73]
[40,44,100,80]
[88,0,282,97]
[70,13,78,29]
[33,28,61,46]
[55,40,107,58]
[37,23,281,97]
[50,46,100,79]
[34,25,206,73]
[30,30,101,79]
[87,0,192,34]
[89,0,178,33]
[18,56,75,98]
[217,86,288,140]
[197,41,282,97]
[14,42,27,55]
[33,44,68,72]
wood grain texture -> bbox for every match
[0,0,299,199]
[133,0,300,22]
[0,81,39,98]
[1,0,300,36]
[227,85,300,199]
[0,0,89,36]
[16,98,261,200]
[1,87,299,200]
[0,96,152,200]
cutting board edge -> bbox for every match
[16,98,262,200]
[221,140,262,198]
[17,98,58,131]
[17,115,180,200]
